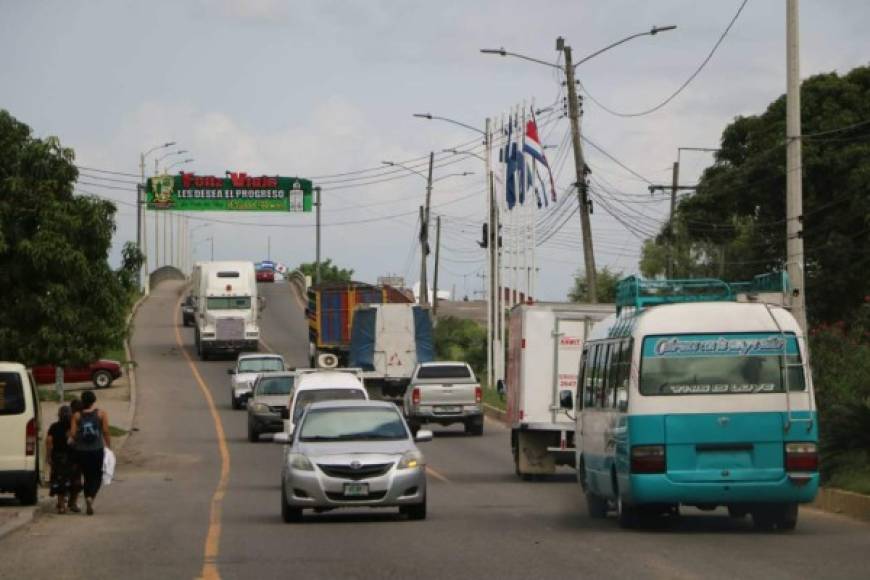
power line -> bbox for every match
[580,0,750,118]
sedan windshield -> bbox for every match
[238,358,284,373]
[293,388,366,423]
[257,377,294,396]
[299,407,407,442]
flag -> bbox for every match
[523,111,557,204]
[505,115,517,210]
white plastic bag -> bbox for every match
[102,448,116,486]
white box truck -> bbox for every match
[192,261,261,360]
[506,302,614,479]
[348,303,435,400]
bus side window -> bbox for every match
[615,339,630,410]
[577,347,588,410]
[606,341,621,409]
[595,344,610,408]
[585,344,599,408]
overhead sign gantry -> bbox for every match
[146,171,313,212]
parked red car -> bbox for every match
[256,268,275,283]
[31,360,123,389]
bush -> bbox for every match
[433,317,487,377]
[811,303,870,488]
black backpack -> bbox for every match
[78,411,102,445]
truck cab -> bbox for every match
[193,261,261,360]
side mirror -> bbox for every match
[415,429,433,442]
[559,389,574,410]
[273,432,290,444]
[616,388,628,412]
[227,369,235,375]
[496,379,505,396]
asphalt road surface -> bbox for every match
[2,280,869,580]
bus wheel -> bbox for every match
[586,492,608,519]
[616,494,638,529]
[754,503,798,531]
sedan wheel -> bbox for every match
[281,482,302,523]
[92,370,113,389]
[400,495,427,520]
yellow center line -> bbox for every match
[173,294,230,580]
[426,466,450,483]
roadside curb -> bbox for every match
[117,292,149,454]
[0,507,36,541]
[811,487,870,522]
[483,403,508,424]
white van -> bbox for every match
[0,363,41,505]
[284,370,369,435]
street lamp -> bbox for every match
[155,149,189,175]
[480,25,677,303]
[138,141,176,293]
[166,158,195,172]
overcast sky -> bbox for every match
[2,0,868,300]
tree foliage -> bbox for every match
[569,267,622,303]
[640,66,870,323]
[298,258,354,284]
[0,110,131,366]
[433,316,487,377]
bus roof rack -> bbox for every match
[616,272,791,315]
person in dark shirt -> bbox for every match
[46,405,74,514]
[67,398,84,512]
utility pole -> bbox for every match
[315,186,322,285]
[668,161,680,278]
[561,40,598,303]
[485,118,495,390]
[419,152,434,306]
[433,215,441,316]
[786,0,807,333]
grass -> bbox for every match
[38,388,79,402]
[101,345,128,364]
[826,451,870,495]
[108,425,128,438]
[481,385,506,411]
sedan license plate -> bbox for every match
[343,482,369,497]
[435,405,462,413]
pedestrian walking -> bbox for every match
[45,405,75,514]
[69,390,111,515]
[67,398,83,512]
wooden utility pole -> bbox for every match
[668,161,680,278]
[562,42,598,302]
[433,215,441,316]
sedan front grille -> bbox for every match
[325,491,388,502]
[317,462,394,480]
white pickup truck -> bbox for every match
[403,362,483,436]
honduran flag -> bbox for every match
[523,115,557,206]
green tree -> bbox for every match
[640,66,870,324]
[0,110,130,366]
[568,267,622,303]
[433,317,487,376]
[298,259,354,284]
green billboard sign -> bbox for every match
[146,172,313,212]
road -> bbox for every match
[1,279,869,579]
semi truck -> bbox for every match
[506,302,614,479]
[192,261,261,360]
[306,282,412,368]
[348,303,435,400]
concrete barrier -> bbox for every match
[812,487,870,522]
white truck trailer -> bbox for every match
[192,261,261,360]
[506,302,614,479]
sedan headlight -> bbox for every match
[288,453,314,471]
[398,450,424,470]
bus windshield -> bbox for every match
[639,333,806,396]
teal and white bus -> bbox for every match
[573,276,818,530]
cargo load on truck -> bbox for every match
[506,302,614,479]
[306,282,412,369]
[348,303,435,400]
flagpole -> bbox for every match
[498,112,507,384]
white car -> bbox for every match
[284,369,369,435]
[0,363,41,505]
[228,353,285,409]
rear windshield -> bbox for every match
[0,372,25,415]
[293,388,366,422]
[416,365,472,380]
[238,358,285,373]
[640,333,806,396]
[208,297,251,310]
[257,377,294,396]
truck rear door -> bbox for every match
[551,317,587,424]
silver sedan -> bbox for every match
[276,400,431,522]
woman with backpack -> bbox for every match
[69,390,111,515]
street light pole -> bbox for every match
[140,141,176,286]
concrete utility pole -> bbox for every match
[561,41,598,303]
[786,0,807,333]
[315,186,322,285]
[433,215,441,316]
[668,161,680,278]
[419,152,434,306]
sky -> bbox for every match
[2,0,868,301]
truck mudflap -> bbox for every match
[512,428,576,477]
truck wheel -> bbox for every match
[465,417,484,436]
[231,394,241,410]
[15,474,38,506]
[753,503,798,531]
[586,491,608,519]
[616,493,639,529]
[92,370,113,389]
[247,421,259,442]
[512,445,533,481]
